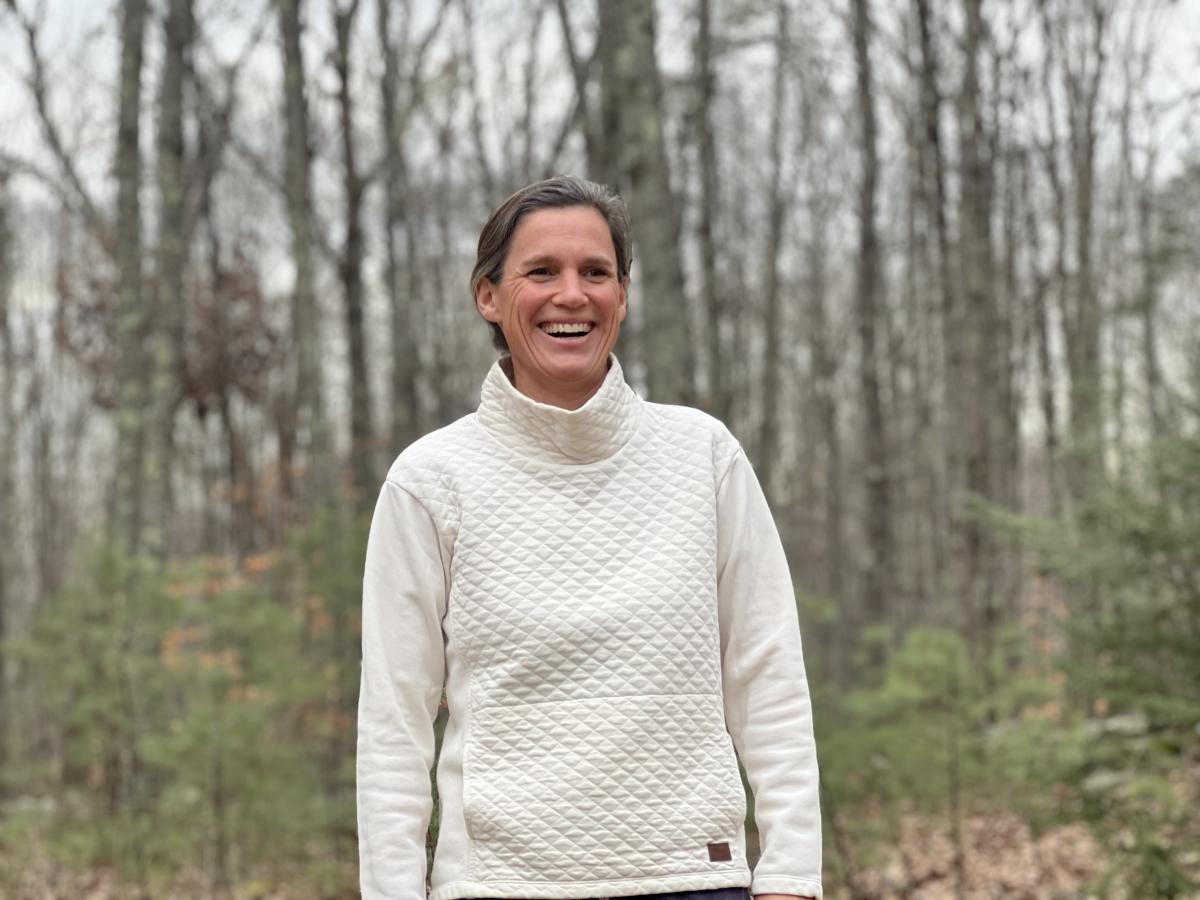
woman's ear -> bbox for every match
[617,276,629,322]
[475,279,499,323]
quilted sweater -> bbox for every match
[357,352,822,900]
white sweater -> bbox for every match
[357,353,822,900]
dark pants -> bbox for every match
[463,889,750,900]
[618,889,750,900]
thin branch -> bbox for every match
[4,0,109,244]
[459,0,495,195]
[363,0,453,185]
[184,3,272,240]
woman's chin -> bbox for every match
[530,333,607,370]
[516,347,607,389]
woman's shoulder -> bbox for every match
[381,413,481,495]
[641,400,744,475]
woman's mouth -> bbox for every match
[538,322,594,341]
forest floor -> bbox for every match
[2,810,1196,899]
[850,813,1106,899]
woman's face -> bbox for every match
[475,205,628,409]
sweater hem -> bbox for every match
[430,869,752,900]
[748,875,823,898]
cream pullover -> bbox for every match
[357,353,822,900]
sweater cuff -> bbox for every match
[750,875,824,898]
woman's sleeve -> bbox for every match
[357,478,450,900]
[716,447,823,899]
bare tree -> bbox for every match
[796,56,848,682]
[1043,0,1113,497]
[378,0,450,452]
[332,0,376,507]
[0,171,13,797]
[110,0,150,553]
[146,0,195,561]
[276,0,329,509]
[1021,143,1064,516]
[958,0,1000,683]
[692,0,731,423]
[755,0,791,500]
[108,6,155,894]
[913,0,954,602]
[851,0,893,666]
[594,0,694,403]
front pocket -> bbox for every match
[462,693,747,883]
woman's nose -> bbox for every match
[555,270,587,304]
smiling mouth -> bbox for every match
[539,322,595,339]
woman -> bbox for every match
[357,176,822,900]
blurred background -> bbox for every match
[1,0,1199,896]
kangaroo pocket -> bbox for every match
[463,692,746,883]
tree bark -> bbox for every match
[378,0,449,450]
[595,0,694,404]
[913,0,953,619]
[333,0,376,508]
[276,0,328,509]
[108,6,153,892]
[110,0,150,555]
[959,0,999,692]
[851,0,893,667]
[692,0,730,424]
[0,172,13,797]
[1044,0,1109,497]
[804,162,846,683]
[756,0,790,500]
[460,0,497,197]
[1021,149,1063,516]
[379,0,422,456]
[1137,158,1165,444]
[146,0,194,561]
[1037,20,1071,513]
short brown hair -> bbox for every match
[470,175,632,353]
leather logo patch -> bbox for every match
[707,840,732,861]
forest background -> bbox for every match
[1,0,1199,897]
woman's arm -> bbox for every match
[716,447,823,899]
[357,479,450,900]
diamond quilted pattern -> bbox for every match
[392,353,751,895]
[476,355,644,465]
[466,694,745,881]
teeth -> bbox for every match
[541,322,593,335]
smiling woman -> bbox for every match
[469,178,631,410]
[356,175,823,900]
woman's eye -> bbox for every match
[528,267,552,277]
[585,268,610,279]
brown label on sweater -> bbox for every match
[707,840,732,861]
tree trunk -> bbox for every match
[110,0,150,555]
[756,0,790,501]
[219,392,255,560]
[147,0,194,562]
[851,0,893,667]
[460,0,497,197]
[109,6,152,891]
[1045,0,1109,498]
[276,0,328,509]
[378,0,423,455]
[1037,15,1071,514]
[333,0,376,508]
[692,0,730,424]
[913,0,953,621]
[595,0,694,404]
[959,0,999,695]
[1021,150,1063,516]
[806,183,846,685]
[0,172,13,797]
[1137,162,1165,444]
